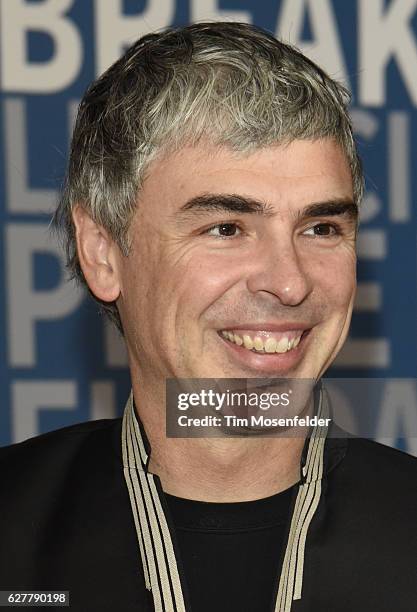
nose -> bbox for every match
[246,235,313,306]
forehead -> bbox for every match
[139,139,354,216]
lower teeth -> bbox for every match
[250,347,290,354]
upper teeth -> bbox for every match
[220,331,303,353]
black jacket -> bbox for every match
[0,417,416,611]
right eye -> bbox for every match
[204,223,242,238]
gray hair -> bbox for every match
[53,21,364,331]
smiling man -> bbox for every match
[0,21,416,612]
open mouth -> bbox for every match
[218,329,309,355]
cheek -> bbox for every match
[169,255,242,320]
[309,250,356,309]
[118,245,164,342]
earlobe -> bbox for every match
[72,205,121,302]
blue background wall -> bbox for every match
[1,0,416,452]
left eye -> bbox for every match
[303,223,338,237]
[206,223,241,237]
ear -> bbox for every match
[72,205,121,302]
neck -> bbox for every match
[131,378,305,502]
[149,436,305,502]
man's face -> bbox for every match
[117,139,357,383]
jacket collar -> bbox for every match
[121,384,344,612]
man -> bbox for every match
[0,22,416,612]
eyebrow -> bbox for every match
[301,200,358,220]
[176,193,358,221]
[178,194,275,216]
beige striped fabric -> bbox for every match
[275,391,328,610]
[122,393,186,612]
[121,388,329,612]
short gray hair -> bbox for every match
[53,21,364,331]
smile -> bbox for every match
[219,330,304,354]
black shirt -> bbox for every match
[166,485,296,612]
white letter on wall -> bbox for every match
[277,0,349,85]
[11,380,77,443]
[191,0,252,23]
[4,98,57,214]
[6,224,84,367]
[90,381,117,420]
[0,0,82,93]
[375,380,417,456]
[388,111,411,222]
[95,0,175,75]
[359,0,417,106]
